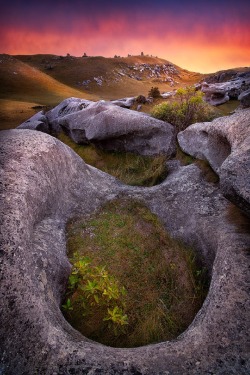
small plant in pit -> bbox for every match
[151,86,217,133]
[63,255,128,335]
[62,199,209,347]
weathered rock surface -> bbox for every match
[239,89,250,108]
[111,97,135,108]
[201,73,250,106]
[46,97,93,133]
[59,100,176,156]
[178,108,250,216]
[17,110,50,133]
[0,129,249,374]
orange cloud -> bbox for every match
[1,12,249,73]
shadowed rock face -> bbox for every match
[58,100,176,157]
[17,98,176,157]
[17,110,50,133]
[201,73,250,106]
[0,129,249,374]
[178,108,250,217]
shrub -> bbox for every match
[148,86,161,98]
[135,95,147,104]
[62,254,128,335]
[151,86,216,133]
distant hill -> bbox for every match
[13,54,202,100]
[0,53,248,130]
[0,53,203,129]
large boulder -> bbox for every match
[239,89,250,108]
[201,74,250,105]
[178,108,250,216]
[111,97,135,108]
[0,129,249,374]
[59,100,176,156]
[46,97,93,133]
[17,110,49,133]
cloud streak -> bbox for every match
[0,0,249,73]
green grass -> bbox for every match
[58,132,168,186]
[62,199,209,347]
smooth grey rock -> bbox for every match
[201,75,250,105]
[17,110,49,133]
[0,129,249,374]
[201,82,230,105]
[59,100,176,156]
[46,97,93,133]
[239,89,250,108]
[111,97,135,108]
[178,108,250,216]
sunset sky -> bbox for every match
[0,0,249,73]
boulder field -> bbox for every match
[0,128,249,374]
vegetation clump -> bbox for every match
[135,95,147,104]
[62,199,209,347]
[148,86,161,98]
[151,86,217,132]
[58,133,167,186]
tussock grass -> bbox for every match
[58,133,167,186]
[63,199,209,347]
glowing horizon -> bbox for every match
[1,0,249,74]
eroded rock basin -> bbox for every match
[0,130,249,374]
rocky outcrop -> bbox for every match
[18,98,176,157]
[17,110,50,133]
[46,97,93,133]
[58,100,176,156]
[111,97,135,108]
[201,73,250,106]
[178,108,250,216]
[239,89,250,108]
[0,129,249,374]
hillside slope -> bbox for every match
[15,54,202,99]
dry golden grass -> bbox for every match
[0,53,203,129]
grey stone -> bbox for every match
[178,108,250,216]
[0,129,249,374]
[59,100,176,156]
[17,110,49,133]
[111,97,135,108]
[239,89,250,108]
[46,97,93,133]
[201,74,250,106]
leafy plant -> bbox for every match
[151,86,217,133]
[62,199,209,347]
[63,254,128,335]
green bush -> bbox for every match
[148,86,161,98]
[151,87,216,133]
[62,254,128,335]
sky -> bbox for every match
[0,0,249,73]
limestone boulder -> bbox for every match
[59,100,176,156]
[201,74,250,105]
[178,108,250,216]
[111,97,135,108]
[17,110,49,133]
[239,89,250,108]
[0,129,249,374]
[46,97,93,133]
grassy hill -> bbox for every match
[0,53,203,129]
